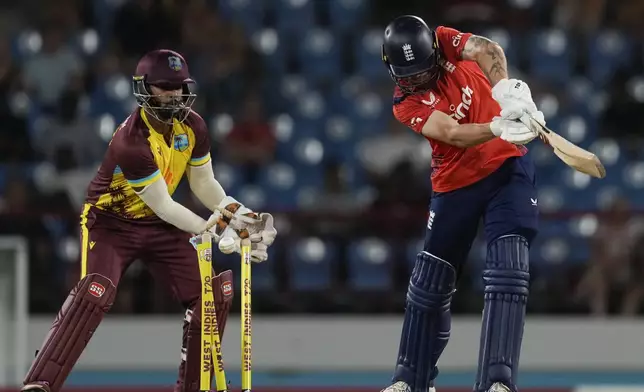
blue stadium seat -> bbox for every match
[537,186,566,213]
[257,163,299,209]
[565,236,592,265]
[587,30,633,86]
[253,29,288,74]
[211,250,274,291]
[532,236,571,265]
[540,220,573,237]
[528,29,573,84]
[91,0,111,34]
[347,91,387,131]
[213,163,246,195]
[218,0,265,33]
[216,245,278,291]
[405,238,424,274]
[287,237,336,291]
[482,28,519,66]
[321,116,358,162]
[355,30,387,80]
[290,137,326,182]
[347,238,393,290]
[297,29,342,81]
[237,184,268,211]
[294,91,328,122]
[621,162,644,208]
[274,0,315,35]
[559,115,593,148]
[328,0,366,32]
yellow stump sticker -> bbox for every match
[240,238,252,392]
[197,233,227,391]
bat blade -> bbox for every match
[540,127,606,179]
[523,113,606,179]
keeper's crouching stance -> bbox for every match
[22,49,277,392]
[380,16,543,392]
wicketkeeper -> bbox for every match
[22,49,277,392]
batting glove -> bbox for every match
[490,116,538,145]
[492,79,546,126]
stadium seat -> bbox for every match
[347,91,387,131]
[347,238,394,290]
[559,115,592,148]
[294,90,328,122]
[355,30,387,80]
[249,245,277,291]
[328,0,366,32]
[537,186,566,213]
[212,162,246,195]
[237,184,268,211]
[252,29,288,74]
[405,238,425,274]
[621,162,644,208]
[287,237,337,291]
[274,0,315,35]
[528,29,573,84]
[567,236,591,265]
[481,28,518,66]
[291,137,325,170]
[297,29,342,82]
[587,30,633,86]
[257,163,299,209]
[533,236,571,265]
[218,0,265,33]
[321,116,358,162]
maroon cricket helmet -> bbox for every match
[132,49,196,124]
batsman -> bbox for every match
[22,49,277,392]
[380,16,545,392]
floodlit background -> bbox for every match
[1,0,644,391]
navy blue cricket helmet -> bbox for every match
[382,15,442,94]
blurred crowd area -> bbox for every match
[1,0,644,316]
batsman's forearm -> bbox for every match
[476,42,508,86]
[187,162,227,211]
[448,123,496,148]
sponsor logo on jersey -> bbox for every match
[450,86,474,121]
[452,33,464,47]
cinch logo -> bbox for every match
[450,86,474,121]
[88,282,105,298]
[452,32,464,47]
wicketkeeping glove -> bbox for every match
[217,213,276,263]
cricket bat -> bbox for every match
[524,113,606,179]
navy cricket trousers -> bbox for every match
[423,155,539,271]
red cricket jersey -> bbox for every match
[392,26,525,193]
